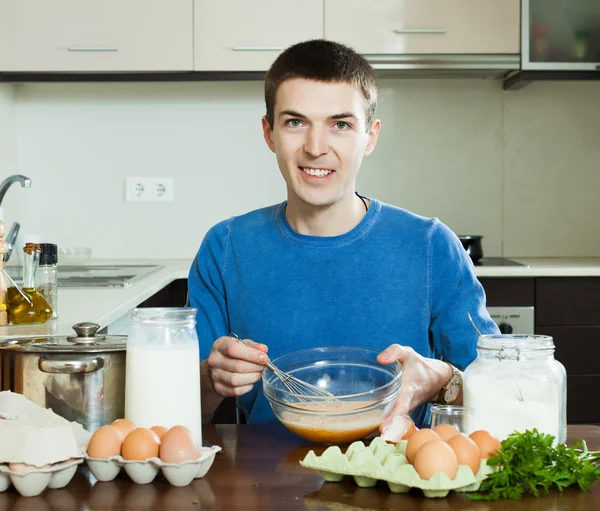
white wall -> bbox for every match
[0,84,18,224]
[2,78,600,260]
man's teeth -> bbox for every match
[301,168,333,177]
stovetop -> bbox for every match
[474,257,525,267]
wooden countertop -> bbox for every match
[1,424,599,510]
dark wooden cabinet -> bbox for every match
[137,279,188,308]
[479,277,535,306]
[480,277,600,425]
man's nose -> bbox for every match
[303,126,329,157]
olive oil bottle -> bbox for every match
[7,243,53,324]
[0,220,8,326]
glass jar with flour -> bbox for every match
[463,334,566,444]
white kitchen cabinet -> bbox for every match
[0,0,193,72]
[194,0,324,71]
[325,0,520,55]
[0,8,17,69]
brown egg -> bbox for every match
[159,425,200,463]
[413,440,459,480]
[433,423,461,442]
[446,434,481,475]
[150,426,168,440]
[87,425,125,459]
[469,430,502,459]
[121,428,161,461]
[405,428,441,464]
[112,419,136,438]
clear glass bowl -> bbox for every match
[262,346,402,444]
[58,247,92,265]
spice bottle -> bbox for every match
[36,243,58,319]
[7,243,53,324]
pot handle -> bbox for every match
[38,357,104,374]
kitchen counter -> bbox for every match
[0,424,599,510]
[0,259,191,339]
[475,258,600,277]
[2,257,600,340]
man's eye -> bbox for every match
[286,119,302,127]
[335,121,350,130]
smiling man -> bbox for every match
[187,39,498,430]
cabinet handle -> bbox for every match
[39,357,104,374]
[68,46,119,52]
[231,46,283,52]
[393,28,446,35]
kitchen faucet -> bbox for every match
[0,174,31,262]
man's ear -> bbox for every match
[364,118,381,157]
[262,115,276,153]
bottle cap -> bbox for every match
[40,243,58,265]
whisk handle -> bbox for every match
[231,334,276,372]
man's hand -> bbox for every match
[376,344,453,433]
[205,336,269,397]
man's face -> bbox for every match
[262,78,380,209]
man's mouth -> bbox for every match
[300,167,334,177]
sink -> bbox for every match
[5,265,163,289]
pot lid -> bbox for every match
[0,322,127,353]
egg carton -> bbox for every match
[85,445,221,487]
[300,436,495,498]
[0,457,84,497]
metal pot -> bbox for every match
[458,235,484,263]
[0,322,126,433]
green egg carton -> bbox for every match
[300,436,495,498]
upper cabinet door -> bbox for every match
[524,0,600,70]
[0,8,17,70]
[325,0,520,55]
[194,0,324,71]
[1,0,193,72]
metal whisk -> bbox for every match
[230,333,337,404]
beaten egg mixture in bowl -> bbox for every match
[262,346,402,444]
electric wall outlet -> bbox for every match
[126,177,174,202]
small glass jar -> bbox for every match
[464,334,566,444]
[430,404,473,434]
[124,307,202,446]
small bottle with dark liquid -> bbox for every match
[7,243,53,324]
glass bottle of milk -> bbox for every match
[464,334,566,444]
[125,307,202,446]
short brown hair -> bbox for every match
[265,39,378,131]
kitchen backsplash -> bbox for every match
[0,78,599,259]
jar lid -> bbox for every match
[0,322,126,353]
[477,334,554,352]
[132,307,197,325]
[39,243,58,265]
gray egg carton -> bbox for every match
[85,445,221,487]
[300,436,494,498]
[0,458,84,497]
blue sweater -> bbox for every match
[187,199,499,427]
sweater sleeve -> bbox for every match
[186,220,231,362]
[428,220,499,370]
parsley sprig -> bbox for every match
[469,429,600,501]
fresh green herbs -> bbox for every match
[469,429,600,501]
